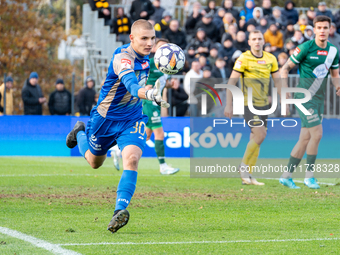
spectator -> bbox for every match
[264,43,272,53]
[329,23,340,49]
[247,7,263,27]
[268,6,287,31]
[204,0,217,16]
[316,2,334,21]
[170,78,188,117]
[304,25,314,41]
[211,58,228,80]
[334,10,340,33]
[208,44,219,67]
[155,11,172,35]
[163,20,187,50]
[187,28,212,57]
[149,0,165,24]
[112,7,132,44]
[257,17,268,34]
[219,13,237,40]
[281,0,298,24]
[185,2,204,39]
[240,0,255,22]
[283,38,295,54]
[239,16,247,32]
[307,7,316,26]
[291,29,304,47]
[78,76,96,116]
[222,0,239,22]
[234,31,249,52]
[245,23,256,39]
[262,0,272,17]
[278,52,288,70]
[213,8,226,29]
[284,20,295,40]
[148,19,162,38]
[199,55,208,69]
[228,23,238,41]
[218,33,237,62]
[297,14,308,33]
[264,23,283,56]
[130,0,155,21]
[194,13,219,43]
[22,72,46,115]
[184,60,203,117]
[48,79,72,115]
[89,0,111,26]
[0,76,14,115]
[185,46,197,66]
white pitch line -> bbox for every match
[0,226,82,255]
[265,178,336,186]
[58,237,340,246]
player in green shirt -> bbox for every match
[144,38,180,175]
[279,16,340,189]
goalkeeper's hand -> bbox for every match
[145,80,170,108]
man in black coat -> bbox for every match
[185,2,203,38]
[77,76,96,116]
[88,0,111,26]
[130,0,155,21]
[162,19,187,50]
[48,79,72,115]
[22,72,46,115]
[221,0,239,22]
[194,13,219,43]
[170,78,188,117]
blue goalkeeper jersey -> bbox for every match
[93,44,150,121]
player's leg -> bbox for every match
[110,145,121,171]
[66,120,106,169]
[280,127,310,189]
[303,124,322,189]
[107,117,148,233]
[152,126,180,175]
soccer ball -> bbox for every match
[154,43,185,75]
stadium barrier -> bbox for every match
[0,115,338,158]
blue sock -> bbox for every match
[115,170,138,212]
[76,131,89,158]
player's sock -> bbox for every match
[114,170,138,212]
[282,156,301,178]
[155,140,165,164]
[305,154,317,178]
[242,139,260,166]
[248,146,260,174]
[76,131,89,158]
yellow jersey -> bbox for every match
[233,50,279,107]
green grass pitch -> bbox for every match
[1,157,340,254]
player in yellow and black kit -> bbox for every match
[224,30,289,185]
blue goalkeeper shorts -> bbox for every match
[86,110,148,156]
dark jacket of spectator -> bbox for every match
[221,0,240,21]
[163,29,187,50]
[262,7,272,17]
[234,39,249,52]
[334,10,340,33]
[171,86,188,117]
[48,81,72,115]
[316,9,334,21]
[268,9,288,30]
[130,0,155,21]
[150,6,165,24]
[281,0,298,24]
[211,66,230,79]
[185,13,203,37]
[77,77,96,116]
[187,34,212,58]
[213,10,224,29]
[89,0,111,25]
[22,79,44,115]
[194,19,219,43]
[218,34,237,61]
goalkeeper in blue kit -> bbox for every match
[66,20,169,233]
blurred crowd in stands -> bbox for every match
[2,0,340,116]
